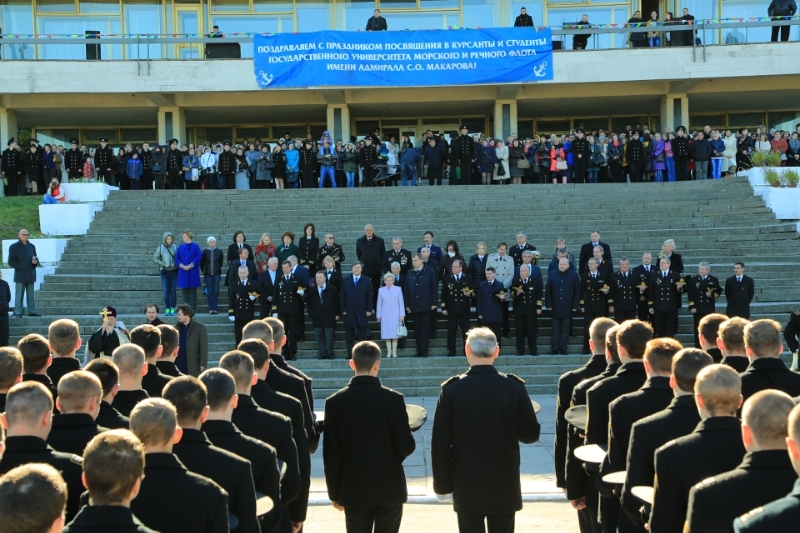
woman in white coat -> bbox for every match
[722,129,737,175]
[494,139,509,183]
[376,272,405,358]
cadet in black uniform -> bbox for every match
[697,313,727,363]
[62,430,156,533]
[272,261,304,360]
[648,257,685,338]
[130,324,173,398]
[229,266,260,347]
[47,371,107,456]
[571,129,591,184]
[580,258,612,355]
[555,317,616,533]
[452,125,476,186]
[85,358,131,430]
[156,324,186,378]
[1,138,24,196]
[0,382,84,523]
[110,345,151,418]
[139,142,153,190]
[740,319,800,401]
[94,137,115,184]
[47,318,83,388]
[620,349,712,530]
[164,376,262,533]
[734,401,800,532]
[323,341,416,533]
[601,338,682,533]
[565,325,622,532]
[631,253,656,324]
[511,263,543,356]
[649,365,746,533]
[166,138,184,189]
[610,258,639,323]
[585,320,651,533]
[431,327,540,533]
[358,137,378,187]
[0,346,23,413]
[783,310,800,370]
[441,259,476,357]
[129,398,229,533]
[64,139,84,181]
[318,233,346,272]
[687,262,721,348]
[672,126,691,182]
[687,390,796,533]
[718,317,752,373]
[220,351,304,533]
[17,333,57,398]
[0,464,73,533]
[199,368,283,532]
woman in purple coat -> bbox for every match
[176,230,203,311]
[651,132,666,182]
[376,272,405,358]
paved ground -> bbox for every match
[305,393,577,530]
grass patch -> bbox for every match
[0,197,42,240]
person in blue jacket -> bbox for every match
[476,266,506,346]
[400,145,422,187]
[285,141,301,188]
[545,258,581,355]
[424,137,447,186]
[126,152,144,190]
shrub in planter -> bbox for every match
[784,169,800,188]
[764,168,781,187]
[750,151,767,167]
[765,151,783,167]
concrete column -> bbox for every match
[678,96,690,130]
[157,107,186,145]
[0,109,18,146]
[494,100,518,140]
[660,96,675,134]
[326,104,350,143]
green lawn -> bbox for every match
[0,196,42,242]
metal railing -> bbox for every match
[0,16,798,67]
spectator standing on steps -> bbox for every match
[514,7,534,27]
[8,228,40,318]
[366,9,387,31]
[176,304,208,376]
[153,231,178,317]
[176,231,202,311]
[768,0,797,42]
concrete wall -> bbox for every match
[1,42,799,95]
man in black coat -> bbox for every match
[130,324,172,399]
[571,129,591,184]
[85,358,131,430]
[220,351,303,533]
[0,274,10,346]
[307,271,341,359]
[546,259,581,355]
[358,137,379,187]
[340,263,374,360]
[7,228,40,317]
[687,390,796,533]
[609,258,638,323]
[631,253,656,323]
[441,259,475,357]
[600,339,681,533]
[229,267,259,347]
[648,257,685,338]
[356,225,385,308]
[64,138,84,181]
[619,348,712,530]
[741,319,800,401]
[1,138,24,196]
[672,126,691,181]
[511,264,542,356]
[453,125,476,186]
[0,382,90,523]
[627,132,645,183]
[508,231,537,268]
[649,365,746,533]
[227,246,259,287]
[365,9,387,30]
[514,6,533,26]
[258,256,280,319]
[324,341,416,533]
[431,327,540,533]
[166,138,185,190]
[272,261,304,360]
[580,258,612,355]
[578,231,612,276]
[687,262,722,348]
[94,137,115,184]
[318,233,346,272]
[404,255,439,358]
[200,368,282,532]
[128,398,229,533]
[724,262,754,319]
[164,376,261,533]
[47,371,107,456]
[139,142,153,189]
[383,237,412,275]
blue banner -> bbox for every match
[254,28,553,89]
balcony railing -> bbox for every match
[0,16,798,67]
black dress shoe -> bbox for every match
[447,353,456,357]
[29,313,42,317]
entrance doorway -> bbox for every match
[640,0,666,19]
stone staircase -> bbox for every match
[9,177,800,396]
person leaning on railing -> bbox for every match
[768,0,797,42]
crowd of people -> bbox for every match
[3,123,798,195]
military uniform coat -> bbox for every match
[0,436,84,522]
[96,400,130,429]
[687,274,721,314]
[62,505,157,533]
[130,453,228,533]
[620,394,701,527]
[687,450,797,533]
[783,311,800,352]
[46,413,106,456]
[47,357,81,388]
[632,264,656,306]
[172,428,262,533]
[112,389,150,418]
[511,275,543,315]
[64,148,84,174]
[272,273,303,315]
[441,273,476,315]
[141,363,172,398]
[229,278,259,321]
[383,248,412,275]
[431,365,540,514]
[508,243,537,268]
[648,270,684,311]
[323,375,416,508]
[724,275,754,319]
[265,358,315,448]
[740,357,800,401]
[94,145,115,172]
[585,362,647,448]
[650,417,746,533]
[453,134,476,163]
[217,150,236,175]
[580,271,612,313]
[611,270,639,311]
[733,478,800,532]
[317,243,345,271]
[298,236,319,274]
